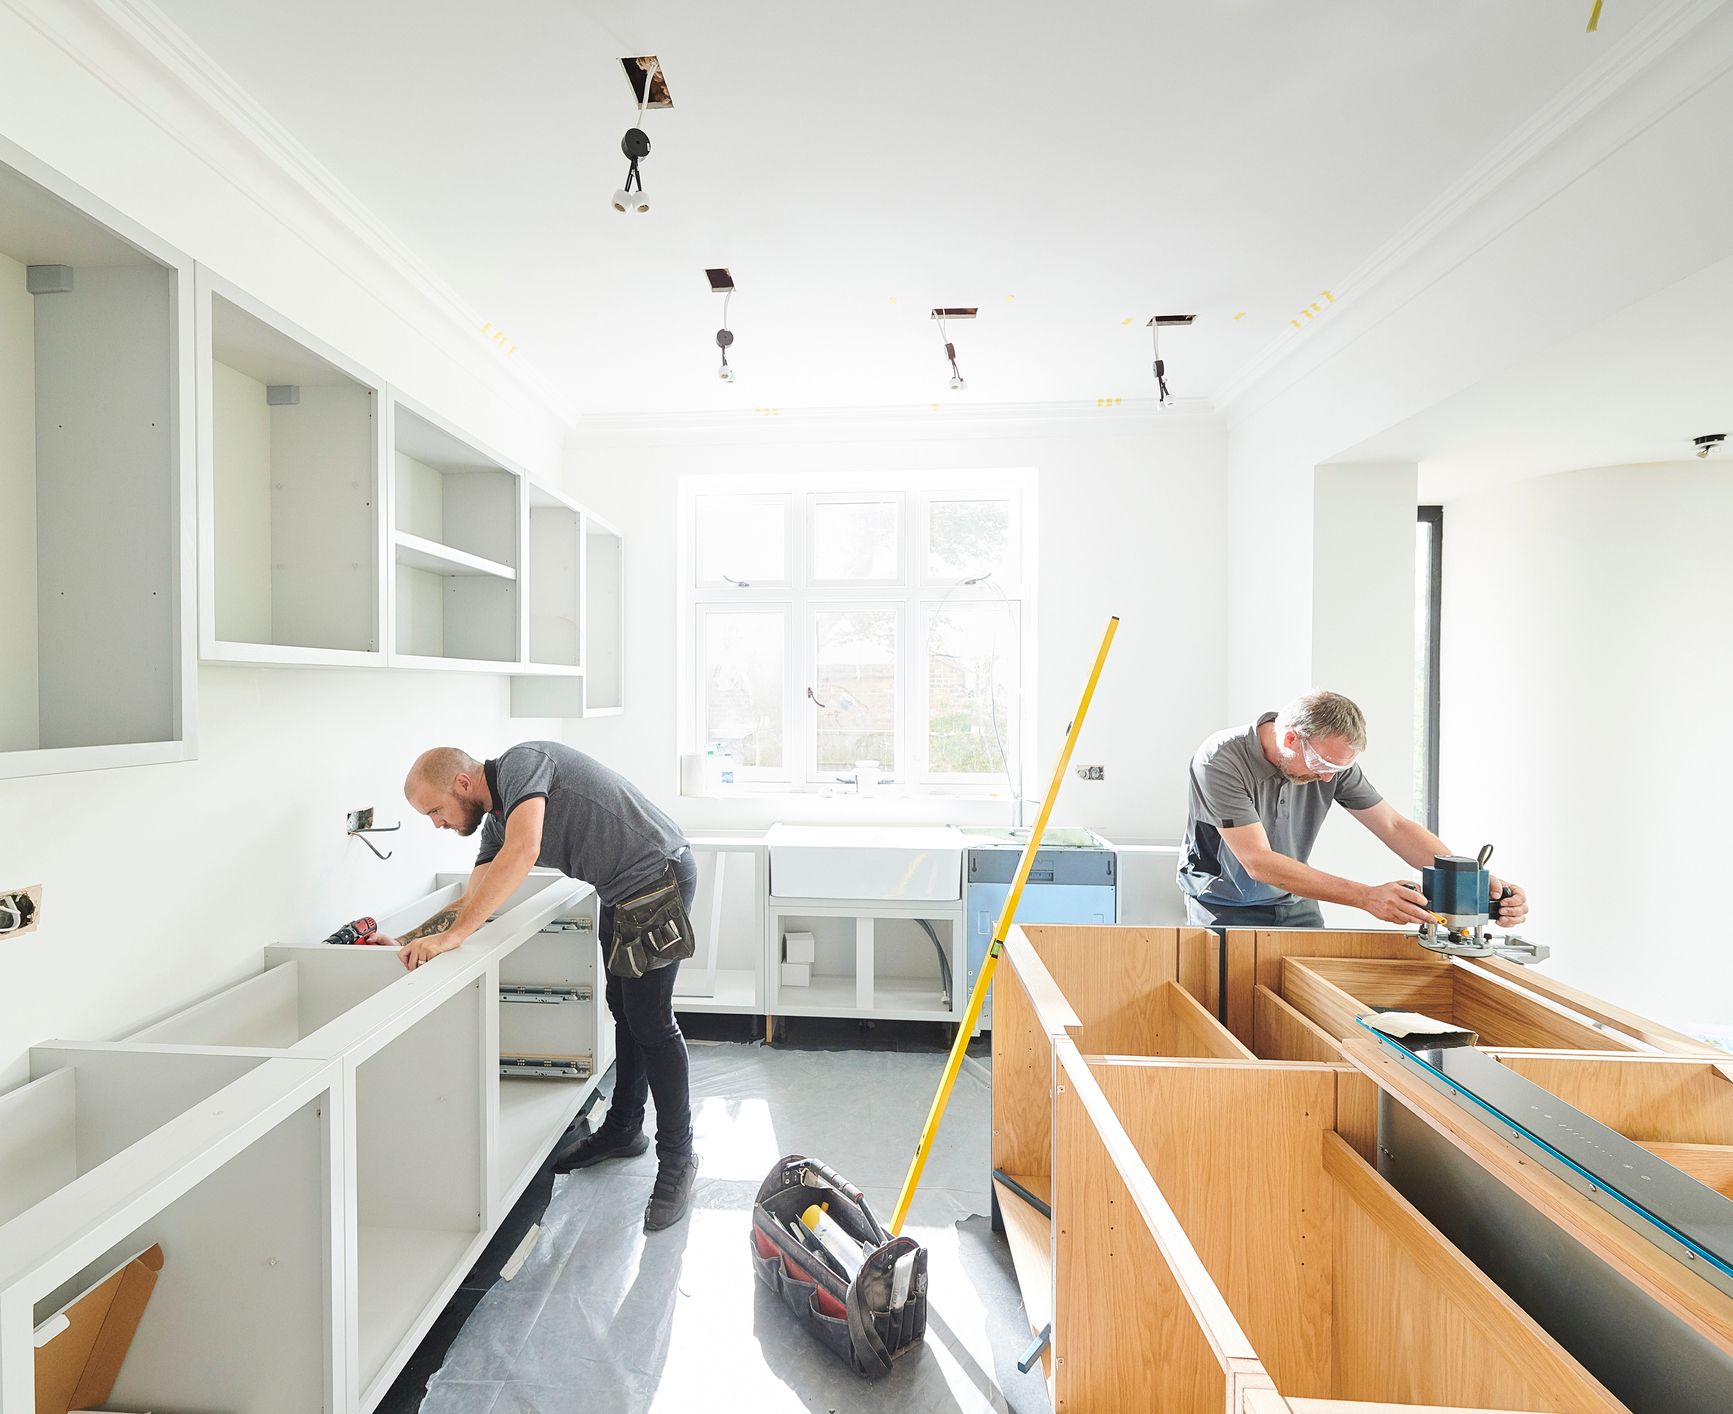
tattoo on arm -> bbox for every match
[397,908,460,945]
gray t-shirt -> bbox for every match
[476,741,688,904]
[1177,711,1381,907]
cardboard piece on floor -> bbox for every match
[33,1243,164,1414]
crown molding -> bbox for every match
[572,395,1222,441]
[1215,0,1732,417]
[2,0,579,425]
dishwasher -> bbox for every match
[964,836,1116,1033]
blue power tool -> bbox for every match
[1415,844,1548,964]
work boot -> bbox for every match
[643,1151,700,1231]
[552,1121,649,1173]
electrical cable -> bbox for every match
[915,917,953,1008]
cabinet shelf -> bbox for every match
[394,529,516,580]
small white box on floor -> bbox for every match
[782,930,816,964]
[780,961,812,987]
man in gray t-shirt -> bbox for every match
[380,741,700,1232]
[1178,690,1529,930]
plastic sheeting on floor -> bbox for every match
[416,1039,1048,1413]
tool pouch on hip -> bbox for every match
[604,864,695,979]
[749,1154,928,1379]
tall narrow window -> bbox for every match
[1415,506,1443,831]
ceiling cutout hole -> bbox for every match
[621,56,672,107]
[705,268,735,293]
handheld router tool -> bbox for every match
[1415,844,1547,964]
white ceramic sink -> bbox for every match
[766,825,966,902]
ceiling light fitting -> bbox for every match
[709,269,737,382]
[932,308,976,392]
[612,58,660,214]
[1148,314,1196,409]
[1694,433,1725,460]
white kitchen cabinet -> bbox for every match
[0,138,195,779]
[199,271,386,666]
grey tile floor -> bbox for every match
[419,1038,1049,1414]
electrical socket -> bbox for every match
[1075,765,1105,782]
[1,884,42,939]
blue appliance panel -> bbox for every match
[965,847,1115,1032]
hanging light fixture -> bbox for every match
[931,308,977,391]
[1147,314,1196,409]
[708,268,736,382]
[612,57,664,214]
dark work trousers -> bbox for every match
[1182,895,1326,929]
[600,847,698,1165]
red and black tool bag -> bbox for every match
[749,1154,928,1378]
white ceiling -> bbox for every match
[153,0,1636,417]
[1345,252,1733,500]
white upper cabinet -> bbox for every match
[0,139,196,779]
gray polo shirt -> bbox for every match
[476,741,688,904]
[1178,712,1381,908]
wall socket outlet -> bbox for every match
[1075,765,1105,781]
[1,884,42,939]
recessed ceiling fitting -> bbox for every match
[1694,433,1725,460]
[931,308,976,392]
[1147,315,1195,409]
[620,57,672,108]
[713,271,736,382]
[611,58,661,214]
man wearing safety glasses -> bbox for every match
[1178,689,1529,930]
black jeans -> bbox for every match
[600,848,697,1165]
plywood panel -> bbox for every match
[991,962,1056,1182]
[1234,930,1445,1044]
[1023,925,1182,1054]
[1451,968,1633,1052]
[993,1174,1053,1355]
[1255,985,1347,1063]
[1178,927,1219,1015]
[1492,1053,1733,1144]
[1323,1133,1621,1412]
[1299,958,1456,1017]
[1053,1076,1235,1414]
[1640,1142,1733,1199]
[1162,982,1258,1060]
[1473,958,1718,1054]
[1092,1061,1337,1398]
[1279,960,1375,1043]
[1336,1071,1379,1164]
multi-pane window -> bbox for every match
[680,476,1034,793]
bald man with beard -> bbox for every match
[380,741,699,1232]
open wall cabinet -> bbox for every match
[0,137,195,779]
[197,270,386,666]
[388,397,523,669]
[509,497,626,720]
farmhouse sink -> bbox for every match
[766,825,966,902]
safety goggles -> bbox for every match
[1299,738,1356,776]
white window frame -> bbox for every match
[694,490,796,588]
[806,600,907,785]
[678,470,1037,797]
[807,491,906,588]
[694,601,795,781]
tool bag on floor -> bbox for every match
[750,1154,928,1379]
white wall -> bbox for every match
[0,252,37,752]
[1439,461,1732,1036]
[565,410,1230,844]
[1225,35,1733,718]
[0,16,573,1084]
[1309,461,1420,918]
